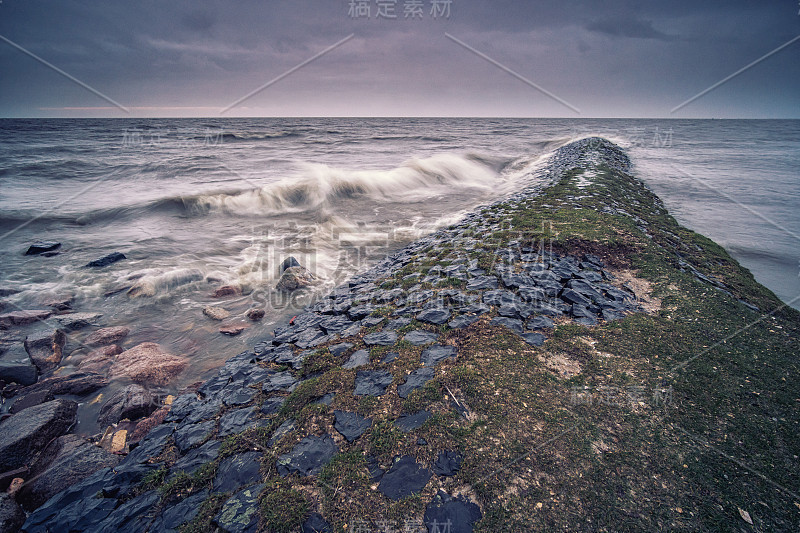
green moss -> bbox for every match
[260,479,310,532]
[367,420,403,459]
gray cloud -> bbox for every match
[586,16,677,41]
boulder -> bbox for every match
[84,326,130,347]
[9,388,54,414]
[78,345,122,373]
[84,252,126,268]
[0,493,25,532]
[19,371,107,396]
[0,310,52,328]
[24,328,66,373]
[18,434,120,510]
[0,399,77,471]
[0,358,37,386]
[110,342,187,386]
[280,256,301,273]
[97,384,158,427]
[377,456,431,500]
[54,312,102,331]
[275,266,315,292]
[25,241,61,256]
[245,308,265,321]
[203,306,230,321]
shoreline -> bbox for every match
[10,138,800,532]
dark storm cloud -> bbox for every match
[0,0,797,117]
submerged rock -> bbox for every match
[85,252,126,268]
[84,326,130,346]
[25,241,61,256]
[0,357,38,386]
[109,342,187,386]
[202,305,229,321]
[276,266,316,291]
[19,371,107,396]
[0,310,52,328]
[54,312,103,331]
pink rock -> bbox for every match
[219,324,248,336]
[84,326,130,347]
[246,308,265,321]
[78,345,122,374]
[212,285,241,298]
[109,342,187,386]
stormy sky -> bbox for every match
[0,0,798,118]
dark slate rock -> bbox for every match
[267,419,296,447]
[459,303,490,315]
[432,451,463,477]
[394,411,432,432]
[570,305,594,319]
[214,483,263,533]
[181,399,222,425]
[0,359,37,386]
[329,342,354,357]
[518,287,547,303]
[0,493,25,533]
[334,410,372,442]
[313,392,335,406]
[92,489,159,533]
[561,289,591,306]
[522,332,546,346]
[124,423,174,465]
[165,393,200,422]
[420,345,457,367]
[365,455,384,482]
[526,316,554,330]
[354,370,394,396]
[319,315,354,334]
[174,419,214,452]
[416,308,451,325]
[302,512,332,533]
[97,384,157,427]
[363,330,398,346]
[386,317,412,330]
[404,329,440,346]
[9,388,54,413]
[171,440,222,476]
[602,308,626,321]
[25,241,61,255]
[294,327,327,349]
[0,399,77,471]
[224,387,257,407]
[262,371,298,393]
[281,256,301,273]
[397,367,435,398]
[568,279,604,302]
[380,351,399,364]
[482,289,517,307]
[489,316,524,335]
[448,314,480,329]
[378,456,432,500]
[423,491,483,533]
[340,323,363,338]
[361,316,385,328]
[148,489,208,532]
[85,252,126,268]
[213,451,263,493]
[343,349,370,370]
[576,315,598,326]
[276,435,338,477]
[347,305,374,320]
[219,407,263,437]
[261,397,286,415]
[466,276,498,291]
[18,434,121,511]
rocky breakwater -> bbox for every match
[18,137,793,532]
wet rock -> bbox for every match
[78,344,122,373]
[403,330,439,346]
[0,493,25,532]
[423,491,482,533]
[276,266,315,291]
[277,434,338,477]
[9,388,54,413]
[19,371,107,396]
[39,294,73,311]
[149,489,208,532]
[18,434,120,511]
[220,323,248,336]
[421,345,457,367]
[174,419,214,452]
[212,284,241,298]
[378,455,431,500]
[246,308,265,321]
[212,451,263,493]
[218,407,264,437]
[397,367,435,398]
[25,241,61,256]
[84,326,130,346]
[363,330,397,346]
[24,328,66,373]
[54,312,103,331]
[170,440,221,476]
[0,310,52,328]
[0,399,77,471]
[110,342,187,386]
[302,512,332,533]
[280,256,301,273]
[343,349,370,370]
[522,332,546,346]
[0,358,37,386]
[97,384,158,427]
[354,370,394,396]
[416,308,451,325]
[432,451,463,476]
[328,342,353,357]
[333,410,372,442]
[214,483,263,533]
[394,410,432,432]
[85,252,126,268]
[490,316,524,335]
[128,405,170,444]
[203,306,230,321]
[93,488,160,533]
